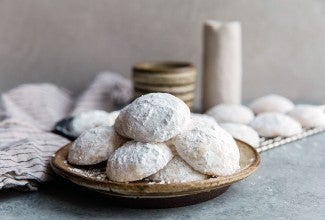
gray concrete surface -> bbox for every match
[1,133,324,220]
[0,0,325,109]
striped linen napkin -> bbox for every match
[0,72,132,190]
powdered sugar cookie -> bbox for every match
[249,94,294,114]
[68,126,125,165]
[71,110,120,137]
[220,123,260,148]
[114,93,191,142]
[287,105,325,128]
[206,104,254,124]
[249,112,302,137]
[190,113,218,128]
[106,141,173,182]
[149,156,207,183]
[172,125,240,176]
[166,114,219,154]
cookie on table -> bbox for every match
[68,126,125,165]
[71,110,120,137]
[220,123,260,148]
[149,156,208,183]
[249,94,294,114]
[114,93,191,142]
[172,125,240,176]
[106,141,173,182]
[249,112,302,138]
[287,105,325,129]
[206,104,254,124]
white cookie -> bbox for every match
[172,125,240,176]
[148,156,207,183]
[249,112,302,137]
[220,123,260,148]
[206,104,254,124]
[114,93,191,142]
[167,114,219,154]
[190,113,218,128]
[106,141,173,182]
[71,110,120,137]
[68,126,125,165]
[288,105,325,128]
[249,94,294,114]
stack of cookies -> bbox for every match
[67,93,240,184]
[132,62,197,109]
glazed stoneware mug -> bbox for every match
[132,61,197,109]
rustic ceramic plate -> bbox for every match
[51,140,260,208]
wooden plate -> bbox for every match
[51,140,260,208]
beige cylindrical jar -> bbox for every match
[202,21,242,111]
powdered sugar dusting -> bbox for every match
[220,123,260,148]
[71,110,120,136]
[68,126,126,165]
[67,164,107,181]
[106,141,173,182]
[149,155,207,183]
[288,105,325,128]
[114,93,191,142]
[249,94,294,114]
[206,104,254,124]
[190,113,218,129]
[172,125,240,176]
[249,112,302,137]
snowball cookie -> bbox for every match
[206,104,254,124]
[149,156,207,183]
[191,113,218,129]
[68,126,125,165]
[114,93,191,142]
[249,94,294,114]
[106,141,173,182]
[220,123,260,148]
[71,110,120,137]
[287,105,325,128]
[172,125,240,176]
[249,112,302,138]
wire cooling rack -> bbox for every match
[256,127,325,153]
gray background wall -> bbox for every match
[0,0,324,108]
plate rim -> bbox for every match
[51,140,260,198]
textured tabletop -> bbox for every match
[1,133,324,220]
